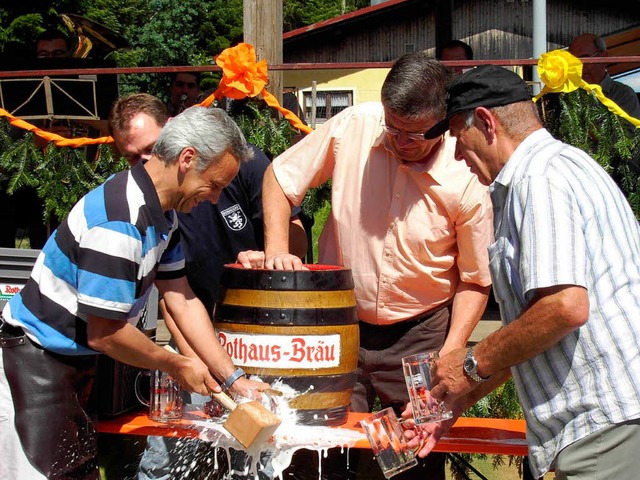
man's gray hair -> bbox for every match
[153,107,253,171]
[381,52,454,121]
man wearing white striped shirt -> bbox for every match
[414,65,640,479]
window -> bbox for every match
[303,90,353,124]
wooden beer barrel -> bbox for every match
[213,264,358,426]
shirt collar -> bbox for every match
[402,133,455,183]
[490,128,550,193]
[130,161,172,235]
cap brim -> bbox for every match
[424,118,450,139]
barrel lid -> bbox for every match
[221,264,354,291]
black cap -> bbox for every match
[424,65,532,139]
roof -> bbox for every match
[283,0,416,40]
[606,27,640,75]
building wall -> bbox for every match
[284,68,390,105]
[282,0,640,121]
[452,0,640,60]
[284,0,640,64]
[284,1,434,63]
[283,67,390,125]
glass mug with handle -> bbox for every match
[360,407,418,478]
[135,369,184,423]
[402,351,453,425]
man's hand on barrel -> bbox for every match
[266,252,307,270]
[237,250,266,268]
[236,250,308,271]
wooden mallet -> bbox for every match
[163,345,281,448]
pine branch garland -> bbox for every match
[539,89,640,217]
[0,132,44,192]
[0,118,126,223]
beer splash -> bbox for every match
[189,379,365,479]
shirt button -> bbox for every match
[395,192,400,198]
[380,303,385,309]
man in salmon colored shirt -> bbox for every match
[240,52,493,480]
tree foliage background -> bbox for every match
[0,0,367,224]
[0,0,369,99]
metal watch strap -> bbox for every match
[221,367,246,390]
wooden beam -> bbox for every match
[244,0,283,104]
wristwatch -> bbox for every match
[463,346,489,383]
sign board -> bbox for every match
[217,331,341,369]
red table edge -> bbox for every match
[97,410,528,456]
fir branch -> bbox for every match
[0,132,44,192]
[0,123,126,223]
[539,89,640,218]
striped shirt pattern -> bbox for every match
[489,129,640,478]
[2,163,185,355]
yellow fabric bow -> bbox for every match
[534,49,640,128]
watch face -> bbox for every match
[464,357,475,373]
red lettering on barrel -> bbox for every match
[218,332,233,357]
[289,337,306,362]
[271,345,281,362]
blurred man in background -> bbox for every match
[167,72,201,116]
[569,33,640,124]
[437,39,473,75]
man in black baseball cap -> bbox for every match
[424,65,532,139]
[407,64,640,480]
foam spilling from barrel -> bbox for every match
[190,378,365,479]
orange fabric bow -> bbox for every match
[201,42,312,134]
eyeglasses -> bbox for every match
[382,124,428,142]
[174,81,197,89]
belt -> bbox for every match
[0,316,27,348]
[359,302,451,330]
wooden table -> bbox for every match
[97,410,527,456]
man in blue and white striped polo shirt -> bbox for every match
[413,65,640,479]
[0,106,267,479]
